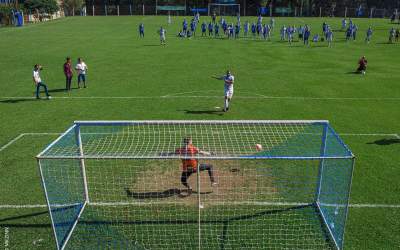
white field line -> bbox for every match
[1,95,400,100]
[0,133,60,153]
[1,202,400,209]
[0,134,25,152]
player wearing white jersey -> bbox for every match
[214,70,234,112]
[159,27,166,45]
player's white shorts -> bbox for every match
[224,85,234,98]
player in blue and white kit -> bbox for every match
[183,19,188,32]
[326,28,333,47]
[190,19,196,36]
[365,26,373,43]
[243,21,249,37]
[208,22,213,36]
[251,22,256,39]
[214,23,219,37]
[234,23,240,38]
[341,18,347,30]
[138,23,144,38]
[352,24,358,40]
[257,22,263,37]
[270,18,275,30]
[201,22,207,36]
[280,25,286,41]
[159,26,166,45]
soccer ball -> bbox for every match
[256,144,263,151]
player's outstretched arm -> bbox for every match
[212,75,224,80]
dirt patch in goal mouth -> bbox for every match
[126,162,277,207]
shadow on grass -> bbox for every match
[367,138,400,145]
[125,188,213,199]
[125,188,181,199]
[0,98,38,103]
[181,109,224,116]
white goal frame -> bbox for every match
[37,120,354,250]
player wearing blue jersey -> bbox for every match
[365,26,373,43]
[208,22,213,36]
[251,22,256,39]
[214,23,220,37]
[138,23,144,38]
[201,22,207,36]
[244,21,249,37]
[183,19,188,32]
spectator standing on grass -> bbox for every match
[138,23,144,38]
[75,58,88,88]
[33,64,51,99]
[64,57,73,91]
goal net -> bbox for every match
[37,120,354,250]
[208,3,240,16]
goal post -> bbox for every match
[208,3,240,16]
[37,120,354,250]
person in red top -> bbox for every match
[357,56,367,75]
[64,57,73,91]
[172,137,217,192]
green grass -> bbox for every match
[0,16,399,249]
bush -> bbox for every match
[24,0,59,15]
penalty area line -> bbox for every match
[0,132,60,153]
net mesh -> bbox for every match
[37,121,354,250]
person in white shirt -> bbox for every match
[75,58,88,88]
[33,64,51,99]
[214,70,235,112]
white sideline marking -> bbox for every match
[1,202,400,209]
[1,95,400,100]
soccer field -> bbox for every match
[0,16,399,249]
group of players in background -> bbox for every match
[138,12,400,46]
